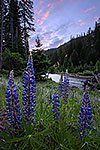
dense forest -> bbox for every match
[0,0,50,77]
[45,20,100,74]
[0,0,34,74]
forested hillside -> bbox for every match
[46,21,100,73]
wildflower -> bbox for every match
[22,54,36,123]
[5,70,22,128]
[78,86,92,138]
[62,72,70,102]
[52,92,60,120]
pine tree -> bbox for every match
[0,0,35,72]
[0,0,3,69]
[32,36,50,80]
[19,0,35,58]
[0,0,8,69]
[5,0,23,50]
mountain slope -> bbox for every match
[45,21,100,73]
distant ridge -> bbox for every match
[45,21,100,73]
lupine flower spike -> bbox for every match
[63,72,70,102]
[78,85,92,138]
[5,70,22,128]
[52,92,60,120]
[58,74,63,96]
[22,54,36,123]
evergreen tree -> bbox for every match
[32,36,50,80]
[5,0,23,50]
[0,0,3,69]
[0,0,8,69]
[19,0,35,58]
[0,0,35,72]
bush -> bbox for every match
[0,69,9,75]
[2,49,26,76]
[82,70,93,76]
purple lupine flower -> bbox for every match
[5,70,22,128]
[58,74,63,96]
[62,72,70,102]
[78,86,92,138]
[52,92,60,120]
[22,54,36,123]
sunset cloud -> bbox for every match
[41,10,50,20]
[36,10,50,26]
[77,19,85,27]
[39,20,44,25]
[36,19,40,23]
[94,16,99,20]
[84,6,96,13]
[48,3,54,8]
[78,19,82,23]
[80,22,85,26]
[30,0,100,49]
[37,9,42,15]
[47,0,64,10]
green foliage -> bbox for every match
[67,58,74,73]
[82,70,93,76]
[0,77,100,149]
[0,0,34,69]
[95,60,100,72]
[0,69,9,75]
[32,36,50,80]
[3,49,26,76]
[32,50,50,80]
[89,61,94,71]
[83,63,88,71]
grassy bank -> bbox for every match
[0,76,100,149]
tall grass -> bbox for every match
[0,76,100,150]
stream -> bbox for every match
[48,73,88,90]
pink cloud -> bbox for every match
[84,6,96,13]
[94,16,99,20]
[39,0,43,5]
[39,21,44,25]
[37,9,42,15]
[78,19,82,23]
[77,19,85,27]
[48,3,54,8]
[36,19,40,23]
[36,10,50,26]
[47,0,64,10]
[80,22,85,26]
[41,11,50,20]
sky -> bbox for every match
[29,0,100,50]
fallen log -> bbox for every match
[84,73,100,89]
